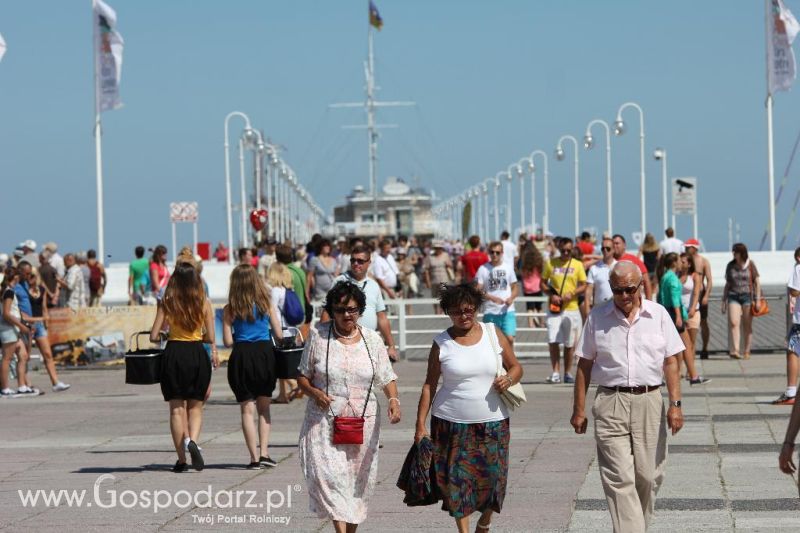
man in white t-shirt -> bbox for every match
[659,227,683,255]
[500,230,518,268]
[583,237,617,316]
[372,239,400,299]
[475,241,519,344]
[774,248,800,405]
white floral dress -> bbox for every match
[298,322,397,524]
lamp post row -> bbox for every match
[223,111,323,265]
[435,102,679,245]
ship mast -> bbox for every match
[331,21,414,232]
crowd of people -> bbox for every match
[5,228,800,531]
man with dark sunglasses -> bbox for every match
[571,261,684,532]
[475,241,519,344]
[583,237,617,316]
[321,244,398,361]
[611,234,652,300]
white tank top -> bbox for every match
[681,275,698,310]
[431,322,509,423]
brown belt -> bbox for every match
[600,385,660,395]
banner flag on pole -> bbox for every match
[93,0,124,112]
[0,32,6,63]
[369,1,383,31]
[768,0,800,93]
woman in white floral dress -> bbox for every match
[297,281,401,532]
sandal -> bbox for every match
[476,520,491,530]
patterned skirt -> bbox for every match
[430,416,510,518]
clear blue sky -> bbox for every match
[1,0,799,260]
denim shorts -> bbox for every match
[727,292,752,306]
[0,327,19,345]
[33,322,47,339]
[788,324,800,355]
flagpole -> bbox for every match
[766,0,777,251]
[93,0,106,262]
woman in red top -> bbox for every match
[150,245,170,297]
[519,241,544,327]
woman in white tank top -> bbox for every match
[414,283,523,532]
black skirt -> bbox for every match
[160,341,212,401]
[227,340,276,403]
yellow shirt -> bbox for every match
[542,257,587,311]
[167,319,203,341]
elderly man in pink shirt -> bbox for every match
[570,261,684,533]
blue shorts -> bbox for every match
[788,324,800,355]
[727,292,752,306]
[33,322,47,339]
[483,311,517,337]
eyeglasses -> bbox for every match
[350,257,369,265]
[448,308,476,318]
[333,306,360,315]
[602,247,612,252]
[610,282,641,295]
[489,250,503,256]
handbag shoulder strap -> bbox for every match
[325,324,375,418]
[552,258,572,296]
[485,323,503,376]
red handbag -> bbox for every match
[326,325,375,445]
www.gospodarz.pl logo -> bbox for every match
[18,473,301,522]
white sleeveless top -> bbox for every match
[681,275,698,310]
[431,322,509,423]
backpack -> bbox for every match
[282,289,305,326]
[89,263,103,293]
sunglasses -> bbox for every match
[449,308,476,318]
[602,246,612,252]
[489,250,503,256]
[610,282,641,295]
[350,257,369,265]
[333,306,360,315]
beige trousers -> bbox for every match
[592,388,668,533]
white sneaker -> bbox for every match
[546,372,561,384]
[1,388,15,397]
[16,386,37,394]
[52,382,71,392]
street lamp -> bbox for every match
[585,119,613,234]
[505,164,519,235]
[518,158,531,235]
[653,148,670,232]
[556,135,580,236]
[224,111,254,264]
[492,172,504,239]
[615,101,646,236]
[482,179,492,243]
[529,150,549,235]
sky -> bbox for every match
[1,0,800,261]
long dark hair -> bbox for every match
[657,252,679,283]
[161,262,205,332]
[520,242,543,275]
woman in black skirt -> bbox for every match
[150,255,217,473]
[222,265,283,469]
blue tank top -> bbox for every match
[232,305,271,342]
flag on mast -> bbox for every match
[93,0,124,112]
[0,32,6,62]
[768,0,800,93]
[369,1,383,30]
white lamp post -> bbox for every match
[615,101,646,236]
[493,172,504,239]
[555,135,580,236]
[482,179,492,243]
[653,148,670,233]
[518,158,531,235]
[238,137,248,247]
[224,111,253,264]
[584,119,613,234]
[529,150,549,235]
[505,164,518,234]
